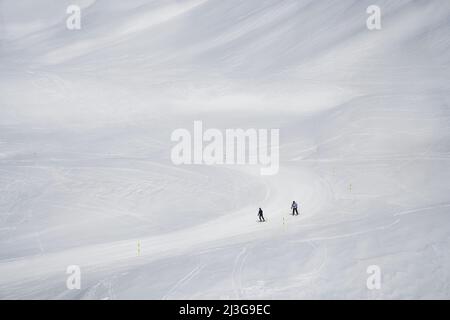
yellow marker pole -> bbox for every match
[137,240,141,256]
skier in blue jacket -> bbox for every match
[291,201,299,215]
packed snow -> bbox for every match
[0,0,450,299]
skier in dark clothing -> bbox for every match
[291,201,299,215]
[258,208,265,222]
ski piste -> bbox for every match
[0,0,449,299]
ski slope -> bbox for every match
[1,0,450,299]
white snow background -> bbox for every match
[0,0,449,299]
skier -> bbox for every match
[291,201,299,215]
[258,208,265,222]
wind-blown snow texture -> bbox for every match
[1,0,450,299]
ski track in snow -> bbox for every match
[232,246,248,299]
[162,264,205,300]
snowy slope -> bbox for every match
[0,0,450,299]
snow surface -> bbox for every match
[0,0,450,299]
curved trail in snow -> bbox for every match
[0,163,329,287]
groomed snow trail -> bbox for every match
[1,0,450,299]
